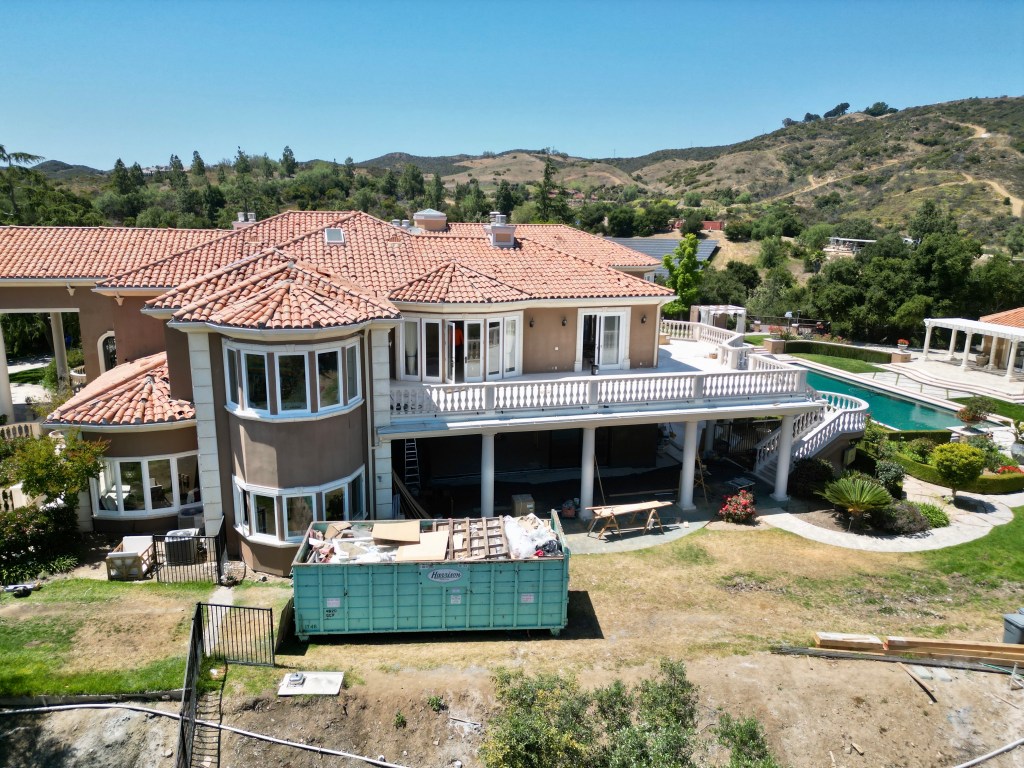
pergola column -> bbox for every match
[771,415,795,503]
[677,421,699,511]
[921,324,933,360]
[579,427,596,521]
[946,328,958,360]
[1007,340,1019,380]
[961,332,973,369]
[986,336,997,370]
[50,312,69,389]
[0,319,13,422]
[481,432,495,518]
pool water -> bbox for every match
[803,370,965,431]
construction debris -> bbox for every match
[812,632,1024,668]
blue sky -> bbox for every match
[3,0,1022,169]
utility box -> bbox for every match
[291,513,570,640]
[511,494,535,517]
[164,528,199,565]
[1003,613,1024,644]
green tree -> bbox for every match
[757,236,786,269]
[494,180,515,217]
[803,112,822,122]
[234,147,251,175]
[397,163,424,200]
[909,199,957,241]
[607,206,635,237]
[682,191,702,207]
[863,101,898,117]
[535,154,569,223]
[168,154,187,190]
[798,222,834,251]
[110,158,133,194]
[0,143,44,222]
[819,477,892,529]
[128,162,145,191]
[426,173,446,210]
[0,432,106,506]
[280,146,297,177]
[931,443,985,499]
[823,102,850,118]
[725,260,761,294]
[663,234,702,312]
[698,266,746,305]
[380,168,398,198]
[190,151,206,178]
[1007,223,1024,256]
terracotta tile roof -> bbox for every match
[981,307,1024,328]
[0,226,221,280]
[96,211,357,290]
[156,254,401,330]
[389,260,532,303]
[441,223,662,268]
[45,353,194,427]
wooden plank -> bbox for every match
[884,648,1024,665]
[887,637,1024,655]
[815,632,885,652]
[586,500,673,515]
[897,662,938,702]
[372,520,421,544]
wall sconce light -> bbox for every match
[529,318,535,328]
[561,316,567,327]
[641,314,647,324]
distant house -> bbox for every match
[702,220,725,231]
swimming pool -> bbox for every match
[802,369,965,431]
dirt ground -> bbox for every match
[5,523,1024,766]
[5,656,1024,768]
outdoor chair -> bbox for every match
[105,535,155,581]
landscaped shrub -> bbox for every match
[41,348,85,392]
[917,502,950,528]
[784,340,891,364]
[788,458,835,497]
[901,437,937,463]
[884,450,1024,493]
[932,443,986,499]
[966,435,1016,473]
[998,465,1023,474]
[819,477,893,529]
[719,490,757,524]
[0,503,78,583]
[871,502,931,535]
[874,459,906,497]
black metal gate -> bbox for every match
[199,603,276,667]
[176,604,206,768]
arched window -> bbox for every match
[98,332,117,373]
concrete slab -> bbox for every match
[278,672,344,697]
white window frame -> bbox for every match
[317,348,343,410]
[242,351,270,414]
[275,352,310,413]
[97,331,117,374]
[91,450,200,518]
[322,466,366,522]
[397,313,523,382]
[344,344,361,404]
[224,347,240,407]
[282,492,317,542]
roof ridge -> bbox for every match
[169,257,293,316]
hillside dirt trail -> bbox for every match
[962,171,1023,217]
[769,158,904,202]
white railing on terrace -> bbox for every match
[661,319,752,371]
[390,368,809,421]
[0,422,42,441]
[748,354,789,372]
[754,391,868,476]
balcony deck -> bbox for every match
[382,337,820,438]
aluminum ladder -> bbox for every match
[404,439,421,495]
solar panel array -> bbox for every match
[695,239,719,262]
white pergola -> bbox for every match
[691,304,746,334]
[922,317,1024,379]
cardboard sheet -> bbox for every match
[395,530,449,562]
[324,522,352,539]
[371,520,421,544]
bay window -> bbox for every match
[317,350,341,408]
[244,352,268,411]
[92,451,200,517]
[277,354,308,411]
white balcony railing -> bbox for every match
[660,319,750,370]
[390,367,810,421]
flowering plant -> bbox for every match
[718,489,757,524]
[997,465,1023,474]
[897,339,909,346]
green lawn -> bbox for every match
[953,396,1024,422]
[921,505,1024,587]
[8,367,45,385]
[789,353,884,374]
[744,334,768,346]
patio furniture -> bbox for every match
[586,500,671,540]
[724,476,756,494]
[105,535,155,581]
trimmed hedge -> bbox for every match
[887,430,952,443]
[783,341,892,364]
[859,447,1024,494]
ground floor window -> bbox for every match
[233,467,366,543]
[92,450,200,517]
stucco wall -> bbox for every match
[629,304,659,368]
[114,297,166,362]
[80,425,197,458]
[164,325,193,401]
[522,308,577,373]
[0,285,114,379]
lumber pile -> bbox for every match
[814,632,1024,667]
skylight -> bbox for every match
[324,228,345,245]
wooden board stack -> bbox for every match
[814,632,1024,666]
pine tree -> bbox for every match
[128,162,145,192]
[427,174,446,210]
[191,151,206,178]
[111,158,132,194]
[280,146,297,177]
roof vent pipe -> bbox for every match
[401,220,410,228]
[391,219,401,227]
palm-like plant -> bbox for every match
[818,477,892,530]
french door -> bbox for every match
[581,312,624,370]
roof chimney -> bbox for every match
[391,219,401,228]
[485,214,516,248]
[232,212,258,230]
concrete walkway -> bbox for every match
[562,504,713,554]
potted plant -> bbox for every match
[955,396,994,426]
[897,338,909,351]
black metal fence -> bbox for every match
[175,603,205,768]
[199,603,276,667]
[175,602,275,767]
[155,519,226,584]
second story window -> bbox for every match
[277,354,309,412]
[244,353,269,412]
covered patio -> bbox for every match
[922,316,1024,382]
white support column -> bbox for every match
[961,332,973,369]
[986,336,997,370]
[50,312,69,388]
[580,427,596,521]
[369,328,395,518]
[702,419,716,457]
[677,420,699,511]
[481,432,495,518]
[921,324,933,360]
[946,328,957,360]
[0,319,12,422]
[1007,340,1019,380]
[187,332,223,526]
[735,312,746,334]
[771,414,795,503]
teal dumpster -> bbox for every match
[291,512,570,640]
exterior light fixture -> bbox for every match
[561,316,567,326]
[641,314,647,324]
[529,318,535,328]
